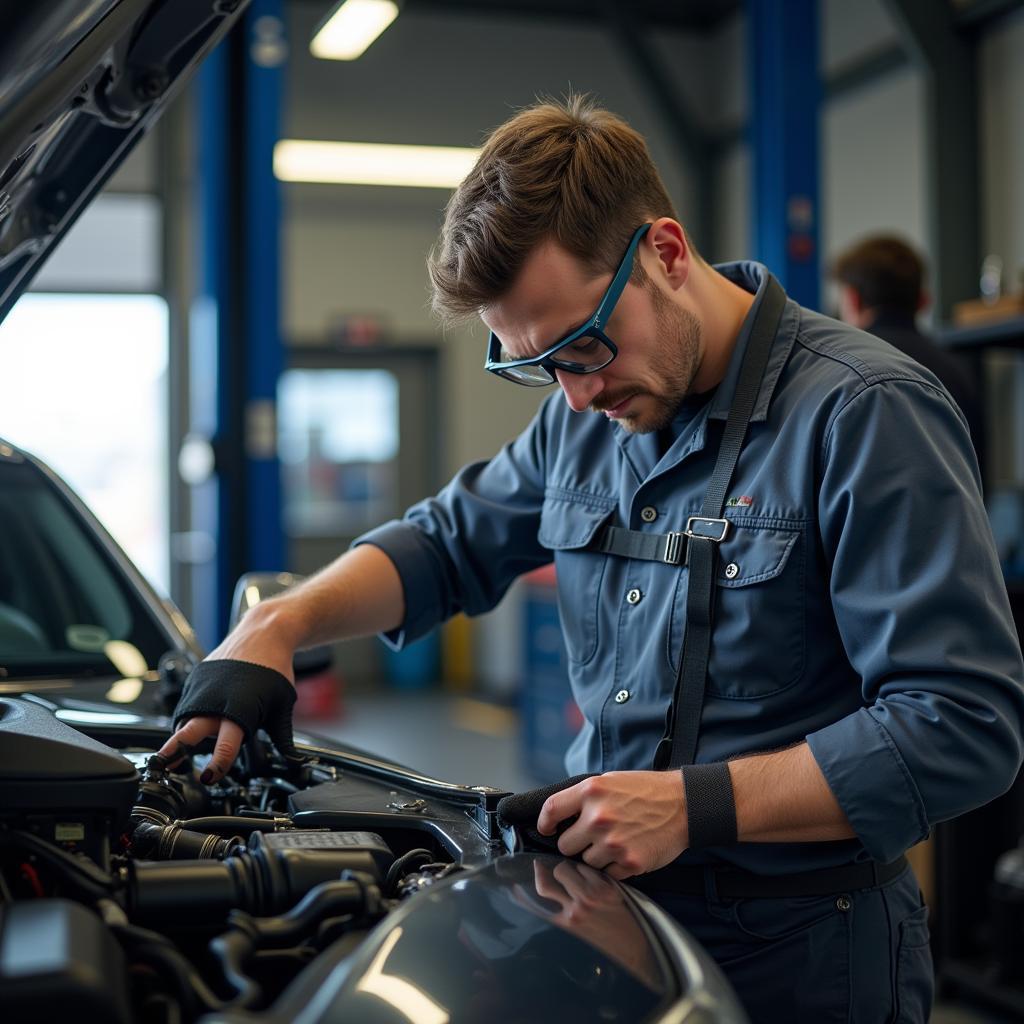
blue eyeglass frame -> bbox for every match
[484,223,652,385]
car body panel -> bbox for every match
[0,0,249,322]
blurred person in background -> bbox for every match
[833,234,985,474]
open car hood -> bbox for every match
[0,0,248,322]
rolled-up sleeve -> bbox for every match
[806,378,1024,863]
[353,397,555,649]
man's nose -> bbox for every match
[554,368,603,413]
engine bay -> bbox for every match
[0,696,503,1023]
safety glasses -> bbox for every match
[484,223,652,386]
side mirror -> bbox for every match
[229,572,333,679]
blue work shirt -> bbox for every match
[357,262,1024,874]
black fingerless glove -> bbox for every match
[173,659,302,762]
[496,773,596,852]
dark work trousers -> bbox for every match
[640,865,933,1023]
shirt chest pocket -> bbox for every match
[538,496,614,666]
[669,521,806,699]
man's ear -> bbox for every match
[917,289,930,315]
[645,218,690,290]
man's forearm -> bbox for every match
[232,543,405,653]
[726,741,855,843]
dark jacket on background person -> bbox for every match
[865,310,986,476]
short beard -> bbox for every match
[618,287,702,434]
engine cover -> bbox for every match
[0,698,139,858]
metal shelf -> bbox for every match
[936,316,1024,350]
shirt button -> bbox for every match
[626,588,642,605]
[614,689,631,704]
[640,506,658,523]
[724,562,740,579]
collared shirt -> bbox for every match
[357,262,1024,874]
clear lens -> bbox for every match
[548,334,614,371]
[499,363,555,386]
[488,331,613,386]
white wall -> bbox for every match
[714,144,750,264]
[822,66,926,284]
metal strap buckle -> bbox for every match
[661,532,687,565]
[684,516,730,543]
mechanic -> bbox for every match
[161,97,1024,1022]
[832,233,985,470]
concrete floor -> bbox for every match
[305,691,1014,1024]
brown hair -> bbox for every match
[428,95,680,325]
[831,235,925,316]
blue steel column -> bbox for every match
[191,44,233,650]
[191,6,284,649]
[242,0,285,578]
[747,0,821,310]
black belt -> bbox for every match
[636,854,909,900]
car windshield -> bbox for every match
[0,458,170,680]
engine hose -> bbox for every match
[180,816,281,835]
[208,924,262,1010]
[385,848,435,894]
[0,829,114,900]
[132,821,244,860]
[226,876,375,947]
[201,876,380,1011]
[112,923,228,1016]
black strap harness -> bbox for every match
[594,275,788,771]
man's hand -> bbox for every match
[536,770,687,880]
[157,606,298,783]
[157,715,247,784]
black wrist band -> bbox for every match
[681,762,738,849]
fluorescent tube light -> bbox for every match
[311,0,399,60]
[274,140,480,189]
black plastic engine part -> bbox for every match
[0,898,130,1024]
[134,752,213,821]
[131,830,393,923]
[132,819,245,860]
[0,698,139,863]
[248,828,392,896]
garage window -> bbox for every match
[0,293,169,592]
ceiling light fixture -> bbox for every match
[274,140,480,189]
[311,0,399,61]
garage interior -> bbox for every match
[2,0,1024,1021]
